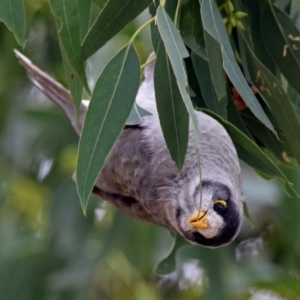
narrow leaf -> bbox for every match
[202,109,294,186]
[191,51,227,118]
[0,0,25,45]
[201,0,275,133]
[244,40,300,166]
[77,44,140,213]
[61,46,83,118]
[81,0,151,60]
[156,5,201,178]
[179,0,207,59]
[50,0,89,92]
[261,1,300,95]
[203,29,227,104]
[155,41,189,171]
[244,0,276,72]
[77,0,92,42]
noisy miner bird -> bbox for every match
[15,50,244,248]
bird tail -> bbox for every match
[14,49,86,134]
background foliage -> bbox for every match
[2,0,300,299]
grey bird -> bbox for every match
[15,50,244,248]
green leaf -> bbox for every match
[242,112,285,161]
[50,0,89,92]
[244,39,300,166]
[93,0,107,9]
[126,103,152,126]
[76,44,140,213]
[78,0,92,42]
[227,90,253,138]
[191,51,227,118]
[155,41,189,171]
[156,6,189,60]
[203,29,227,104]
[201,0,275,133]
[0,0,25,45]
[235,144,278,178]
[81,0,152,60]
[179,0,207,59]
[156,6,198,136]
[60,44,83,118]
[244,0,276,72]
[202,109,293,185]
[261,1,300,95]
[156,5,202,184]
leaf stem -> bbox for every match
[174,0,181,26]
[130,17,156,44]
[140,56,156,70]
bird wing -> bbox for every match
[15,50,162,226]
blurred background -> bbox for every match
[1,1,300,299]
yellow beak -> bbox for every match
[188,211,209,229]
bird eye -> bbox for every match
[213,199,227,213]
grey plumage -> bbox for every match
[15,50,244,248]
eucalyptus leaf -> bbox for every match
[180,0,207,59]
[78,0,92,42]
[244,0,276,72]
[242,112,285,160]
[156,6,200,146]
[50,0,89,92]
[81,0,152,60]
[60,44,83,118]
[76,44,140,213]
[201,0,275,133]
[244,39,300,166]
[155,42,189,171]
[191,51,227,118]
[261,1,300,94]
[0,0,25,45]
[202,109,293,185]
[203,30,227,104]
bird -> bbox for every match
[15,50,244,248]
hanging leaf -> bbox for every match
[191,51,227,118]
[156,6,200,152]
[244,39,300,166]
[180,0,207,59]
[81,0,152,60]
[0,0,25,45]
[242,112,285,161]
[202,109,294,186]
[201,0,275,133]
[60,44,83,118]
[78,0,93,42]
[244,0,276,73]
[154,41,189,171]
[50,0,89,92]
[261,1,300,95]
[76,44,140,213]
[203,30,227,105]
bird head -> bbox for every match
[174,179,243,248]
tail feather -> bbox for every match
[14,50,86,134]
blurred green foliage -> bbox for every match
[1,0,300,299]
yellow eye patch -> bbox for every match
[214,199,227,207]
